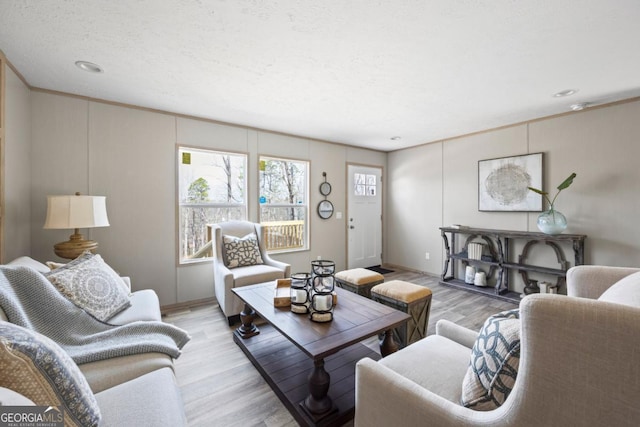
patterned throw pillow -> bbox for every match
[461,309,521,410]
[0,322,101,427]
[45,252,131,322]
[223,233,264,268]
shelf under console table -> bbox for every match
[439,227,586,304]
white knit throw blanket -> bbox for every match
[0,265,190,364]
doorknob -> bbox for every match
[350,225,355,229]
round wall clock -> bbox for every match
[317,200,334,219]
[319,181,332,196]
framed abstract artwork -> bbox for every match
[478,153,543,212]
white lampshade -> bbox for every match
[43,195,110,229]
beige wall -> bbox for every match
[9,74,639,303]
[3,66,31,262]
[528,101,640,266]
[387,99,640,293]
[387,141,443,273]
[27,91,385,306]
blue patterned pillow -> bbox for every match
[45,252,131,322]
[461,309,520,410]
[0,322,101,426]
[223,233,264,268]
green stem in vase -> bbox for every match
[528,173,577,212]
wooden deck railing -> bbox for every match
[194,221,304,259]
[261,220,305,251]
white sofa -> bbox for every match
[355,265,640,426]
[0,256,186,426]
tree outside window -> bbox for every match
[259,156,309,252]
[178,147,246,263]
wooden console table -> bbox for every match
[439,227,586,303]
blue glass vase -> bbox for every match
[537,207,567,235]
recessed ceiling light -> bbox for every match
[75,61,103,73]
[570,103,589,111]
[553,89,578,97]
[390,136,401,141]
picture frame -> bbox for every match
[478,152,543,212]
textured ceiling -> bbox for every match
[1,1,640,151]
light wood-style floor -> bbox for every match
[163,269,517,427]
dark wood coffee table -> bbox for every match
[232,282,410,427]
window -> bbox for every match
[259,156,309,252]
[178,147,246,263]
[354,173,377,196]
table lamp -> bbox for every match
[43,192,110,259]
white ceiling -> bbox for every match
[1,1,640,151]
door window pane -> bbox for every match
[354,173,377,196]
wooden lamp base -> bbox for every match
[53,229,98,260]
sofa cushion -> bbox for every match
[95,367,186,427]
[379,334,472,403]
[223,233,264,268]
[232,264,285,287]
[107,289,162,325]
[599,271,640,308]
[80,352,173,393]
[0,322,101,427]
[461,308,520,410]
[45,252,131,322]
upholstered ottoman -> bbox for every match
[371,280,432,348]
[335,268,384,298]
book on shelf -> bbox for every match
[468,242,484,260]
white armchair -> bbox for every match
[212,221,290,325]
[355,265,640,426]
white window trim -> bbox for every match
[258,156,310,254]
[177,145,248,265]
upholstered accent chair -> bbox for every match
[212,221,290,325]
[355,265,640,426]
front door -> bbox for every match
[347,165,382,269]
